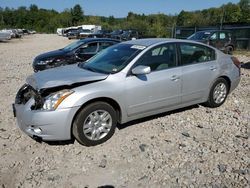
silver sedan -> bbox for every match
[13,38,241,146]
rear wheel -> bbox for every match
[205,78,229,108]
[73,102,117,146]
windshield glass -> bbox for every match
[79,44,144,74]
[188,31,211,40]
[63,40,84,51]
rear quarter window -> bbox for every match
[179,43,216,66]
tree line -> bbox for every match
[0,0,249,37]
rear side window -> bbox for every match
[179,43,216,66]
[219,32,226,39]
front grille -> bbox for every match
[15,84,43,109]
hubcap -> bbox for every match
[213,83,227,104]
[83,110,112,141]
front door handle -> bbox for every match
[170,75,180,81]
[210,66,217,71]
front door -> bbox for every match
[125,43,181,116]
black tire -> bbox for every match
[225,46,233,55]
[72,102,117,146]
[205,78,229,108]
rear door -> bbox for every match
[178,43,218,103]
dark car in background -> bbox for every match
[108,29,124,40]
[120,30,141,41]
[187,30,235,54]
[67,29,80,39]
[67,29,94,39]
[33,38,119,71]
[88,30,112,38]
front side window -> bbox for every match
[63,40,84,51]
[180,43,216,65]
[133,43,176,71]
[210,33,217,40]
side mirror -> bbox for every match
[132,65,151,75]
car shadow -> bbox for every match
[0,40,11,43]
[117,104,199,130]
[241,62,250,69]
[44,139,75,146]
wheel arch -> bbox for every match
[219,75,231,92]
[70,97,122,138]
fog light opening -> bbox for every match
[33,127,42,134]
[28,126,42,134]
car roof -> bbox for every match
[79,38,120,43]
[122,38,197,47]
[196,30,231,33]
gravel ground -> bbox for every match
[0,34,249,188]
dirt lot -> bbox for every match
[0,34,249,188]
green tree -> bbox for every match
[239,0,250,22]
[71,4,83,25]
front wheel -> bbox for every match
[205,78,229,108]
[73,102,117,146]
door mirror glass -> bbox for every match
[132,65,151,75]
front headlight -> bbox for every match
[42,89,74,111]
[37,59,54,65]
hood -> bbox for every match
[35,49,68,61]
[26,64,108,90]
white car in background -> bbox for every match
[0,30,11,41]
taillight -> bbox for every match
[231,56,241,69]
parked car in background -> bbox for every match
[14,39,241,146]
[67,29,95,39]
[33,38,119,71]
[11,29,22,38]
[108,29,124,40]
[120,30,141,41]
[0,30,11,41]
[78,29,93,39]
[187,30,235,54]
[88,30,112,38]
[67,29,80,39]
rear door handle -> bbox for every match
[210,66,217,71]
[170,75,180,81]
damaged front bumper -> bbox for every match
[13,84,80,141]
[13,98,79,141]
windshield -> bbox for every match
[188,31,211,40]
[79,44,144,74]
[63,40,84,51]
